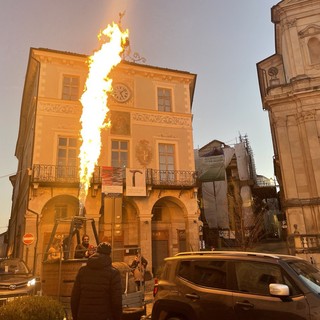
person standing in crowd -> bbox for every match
[74,234,91,259]
[47,235,62,262]
[87,244,96,257]
[71,242,122,320]
[129,252,148,290]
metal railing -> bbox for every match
[287,233,320,254]
[32,164,80,184]
[32,164,197,188]
[145,169,197,187]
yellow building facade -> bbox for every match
[8,48,199,276]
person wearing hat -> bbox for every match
[71,242,122,320]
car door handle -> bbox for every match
[235,300,254,310]
[185,293,200,300]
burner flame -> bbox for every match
[78,23,129,214]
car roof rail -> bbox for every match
[174,251,283,259]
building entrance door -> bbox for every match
[152,230,169,275]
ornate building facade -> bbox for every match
[257,0,320,261]
[7,48,199,276]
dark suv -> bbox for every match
[0,258,39,306]
[151,251,320,320]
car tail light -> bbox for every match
[153,277,158,297]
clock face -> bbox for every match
[112,83,131,102]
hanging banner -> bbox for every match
[101,166,123,194]
[202,181,229,229]
[126,168,146,196]
[197,147,225,182]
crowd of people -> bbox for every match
[70,241,149,320]
[47,234,96,261]
[47,233,150,319]
[71,242,122,320]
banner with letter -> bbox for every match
[126,168,146,196]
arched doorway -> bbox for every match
[122,199,140,263]
[151,196,186,275]
[39,195,80,266]
[99,197,140,263]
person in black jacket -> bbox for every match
[74,234,91,259]
[71,242,122,320]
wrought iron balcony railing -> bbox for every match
[32,164,197,188]
[32,164,80,184]
[145,169,197,187]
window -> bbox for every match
[308,37,320,64]
[57,137,78,166]
[289,260,320,294]
[157,87,172,112]
[54,205,68,220]
[159,143,175,182]
[62,75,80,101]
[57,137,78,178]
[234,261,283,295]
[151,206,162,221]
[111,140,128,168]
[178,260,227,289]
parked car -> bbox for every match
[0,258,39,306]
[152,251,320,320]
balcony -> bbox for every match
[32,164,198,189]
[32,164,80,185]
[287,233,320,255]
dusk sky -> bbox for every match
[0,0,277,232]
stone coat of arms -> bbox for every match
[136,140,152,166]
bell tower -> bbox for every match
[257,0,320,237]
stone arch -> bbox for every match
[122,198,140,251]
[151,196,188,275]
[39,195,81,260]
[41,195,80,224]
[99,197,141,263]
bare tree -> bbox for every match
[227,180,267,250]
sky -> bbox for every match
[0,0,277,233]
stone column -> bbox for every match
[299,110,320,196]
[273,115,296,196]
[24,211,39,274]
[138,204,153,270]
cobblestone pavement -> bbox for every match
[143,281,154,317]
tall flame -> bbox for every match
[78,23,129,215]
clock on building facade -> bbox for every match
[112,83,131,102]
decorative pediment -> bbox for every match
[299,24,320,38]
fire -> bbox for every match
[78,23,129,214]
